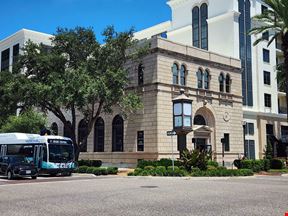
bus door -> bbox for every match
[34,145,43,169]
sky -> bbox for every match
[0,0,170,42]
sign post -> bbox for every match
[167,130,177,172]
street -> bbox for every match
[0,175,287,216]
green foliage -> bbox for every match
[207,160,219,168]
[107,167,118,175]
[265,141,273,160]
[86,167,94,174]
[137,159,181,169]
[233,159,242,169]
[191,169,253,177]
[270,159,285,169]
[240,160,270,172]
[78,160,102,167]
[78,166,89,173]
[6,26,146,159]
[180,149,209,171]
[144,166,155,171]
[154,166,167,176]
[207,165,217,170]
[0,110,47,133]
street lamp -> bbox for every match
[172,89,193,155]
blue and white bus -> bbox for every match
[0,133,76,176]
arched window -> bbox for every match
[226,74,231,93]
[112,115,124,152]
[78,119,88,152]
[204,69,210,89]
[138,64,144,86]
[94,117,104,152]
[219,73,225,92]
[197,68,203,88]
[194,115,206,125]
[63,121,72,138]
[172,63,179,85]
[192,6,200,48]
[180,65,186,86]
[200,3,208,50]
[51,122,58,135]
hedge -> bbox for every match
[270,159,285,169]
[234,159,270,172]
[128,166,253,177]
[77,160,102,167]
[137,159,181,169]
[75,166,118,175]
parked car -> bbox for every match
[0,155,38,180]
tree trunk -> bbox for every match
[282,33,288,122]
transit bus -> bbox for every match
[0,133,76,176]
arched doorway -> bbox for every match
[78,119,88,152]
[112,115,124,152]
[94,117,104,152]
[193,108,215,152]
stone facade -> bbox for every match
[69,37,244,167]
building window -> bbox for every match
[263,71,271,85]
[192,6,200,48]
[1,48,10,71]
[94,117,105,152]
[225,74,231,93]
[63,121,72,138]
[224,133,230,152]
[112,115,124,152]
[244,140,255,159]
[180,65,186,86]
[78,119,88,152]
[193,115,206,125]
[245,122,254,135]
[264,93,271,108]
[263,49,270,63]
[200,3,208,50]
[239,0,253,106]
[172,63,179,85]
[262,31,269,41]
[137,131,144,152]
[138,64,144,86]
[197,68,203,88]
[204,69,209,89]
[261,5,268,14]
[219,73,224,92]
[51,122,58,135]
[12,44,19,64]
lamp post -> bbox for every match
[172,89,193,156]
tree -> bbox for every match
[10,26,144,160]
[0,110,47,134]
[249,0,288,121]
[264,139,273,160]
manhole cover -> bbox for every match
[140,186,158,188]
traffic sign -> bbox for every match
[167,131,176,136]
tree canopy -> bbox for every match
[4,26,145,159]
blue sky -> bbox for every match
[0,0,170,42]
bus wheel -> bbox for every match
[66,172,72,176]
[7,171,13,180]
[31,176,37,180]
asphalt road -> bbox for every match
[0,175,287,216]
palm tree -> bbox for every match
[249,0,288,121]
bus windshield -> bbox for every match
[48,144,74,163]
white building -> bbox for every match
[134,0,287,159]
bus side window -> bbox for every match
[0,145,2,156]
[43,145,47,162]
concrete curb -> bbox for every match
[123,175,257,180]
[281,173,288,177]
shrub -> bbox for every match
[144,166,155,171]
[127,172,134,176]
[233,159,242,169]
[133,168,143,175]
[137,159,181,169]
[86,167,94,174]
[191,169,253,177]
[207,160,219,168]
[100,168,108,175]
[191,167,201,173]
[241,160,264,172]
[180,149,209,171]
[207,165,217,170]
[137,160,155,169]
[154,166,167,176]
[263,159,270,171]
[107,167,118,175]
[217,166,227,170]
[265,141,273,160]
[270,159,285,169]
[78,166,89,173]
[78,160,102,167]
[93,167,102,176]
